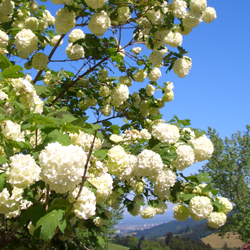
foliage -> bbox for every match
[202,126,250,241]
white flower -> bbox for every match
[190,0,207,14]
[169,0,187,18]
[146,84,156,97]
[182,10,202,28]
[173,144,195,171]
[111,84,129,107]
[207,212,227,229]
[202,7,217,23]
[164,82,174,92]
[39,142,88,193]
[93,217,105,227]
[173,56,192,78]
[152,123,180,144]
[0,30,9,49]
[85,0,108,9]
[110,134,123,143]
[49,35,63,47]
[6,154,41,189]
[69,186,96,219]
[0,0,14,15]
[192,134,214,161]
[188,196,213,221]
[218,197,233,214]
[88,11,111,37]
[133,69,147,82]
[68,29,85,43]
[173,204,189,221]
[24,17,38,31]
[149,51,164,65]
[139,129,151,140]
[134,149,163,178]
[117,6,131,22]
[32,53,49,70]
[15,29,38,57]
[101,104,111,116]
[137,17,152,35]
[99,86,110,97]
[0,90,8,100]
[42,10,55,26]
[166,32,183,48]
[131,47,142,55]
[119,75,132,87]
[98,69,108,81]
[55,8,76,34]
[141,206,156,219]
[65,43,85,60]
[1,120,24,142]
[148,68,162,81]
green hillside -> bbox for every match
[108,243,130,250]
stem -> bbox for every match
[45,184,50,211]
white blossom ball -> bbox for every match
[1,120,24,142]
[88,11,111,37]
[134,149,163,178]
[174,144,195,171]
[111,84,129,107]
[182,10,202,28]
[93,217,105,227]
[0,30,9,49]
[173,56,192,78]
[15,29,38,56]
[190,0,207,14]
[218,197,233,214]
[117,6,131,23]
[152,123,180,144]
[207,212,227,229]
[139,129,151,140]
[99,86,110,97]
[55,8,76,34]
[43,10,55,26]
[0,90,8,100]
[6,154,41,189]
[68,186,96,219]
[24,17,38,31]
[118,154,137,182]
[168,32,183,47]
[202,7,217,23]
[98,69,108,81]
[88,173,113,202]
[148,68,162,81]
[0,0,14,15]
[170,0,187,18]
[131,47,142,55]
[68,29,85,43]
[149,51,164,65]
[85,0,108,9]
[141,206,156,219]
[49,35,63,47]
[70,131,102,152]
[106,145,128,177]
[192,135,214,161]
[66,43,85,60]
[51,0,65,4]
[39,142,88,193]
[173,204,189,221]
[101,104,111,116]
[188,196,213,221]
[32,53,49,70]
[119,75,132,87]
[162,91,174,102]
[133,69,147,82]
[146,84,156,97]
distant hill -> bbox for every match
[131,218,206,239]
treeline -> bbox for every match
[113,232,213,250]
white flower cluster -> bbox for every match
[202,7,217,23]
[110,84,129,107]
[119,75,132,87]
[149,51,164,66]
[192,134,214,161]
[93,216,105,227]
[170,0,187,18]
[117,6,131,23]
[6,154,41,189]
[55,8,76,34]
[88,173,113,202]
[15,29,38,59]
[131,47,142,55]
[49,35,63,47]
[70,131,102,152]
[146,84,155,97]
[69,186,96,219]
[69,29,85,43]
[85,0,108,9]
[39,142,88,193]
[173,144,195,171]
[162,82,174,102]
[173,56,192,78]
[32,53,49,70]
[182,11,202,29]
[88,11,111,37]
[218,197,233,214]
[173,204,189,221]
[164,31,183,48]
[1,120,24,142]
[141,206,156,219]
[148,68,162,81]
[152,123,180,144]
[133,69,147,82]
[24,17,38,31]
[135,150,163,178]
[0,30,9,51]
[188,196,213,221]
[139,129,151,140]
[66,43,85,60]
[106,145,128,177]
[190,0,207,14]
[207,212,227,229]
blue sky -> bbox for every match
[33,0,250,214]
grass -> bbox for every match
[201,232,245,249]
[108,243,130,250]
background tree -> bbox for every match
[202,126,250,241]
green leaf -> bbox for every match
[19,204,46,227]
[201,183,215,193]
[212,199,226,212]
[110,124,120,135]
[211,189,218,196]
[34,85,50,95]
[0,173,6,192]
[43,130,71,146]
[71,117,89,127]
[0,72,4,82]
[185,175,199,183]
[96,236,105,247]
[2,65,24,78]
[197,172,212,183]
[0,155,8,165]
[35,210,66,242]
[178,193,196,201]
[93,149,108,161]
[47,199,71,213]
[0,53,12,70]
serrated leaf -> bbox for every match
[201,183,215,193]
[0,173,6,192]
[96,236,105,247]
[43,130,71,146]
[197,172,212,183]
[211,189,218,196]
[2,65,24,78]
[28,115,55,125]
[34,85,50,95]
[35,210,66,242]
[93,149,108,161]
[0,156,8,165]
[47,199,71,213]
[186,175,199,183]
[71,117,89,127]
[0,53,12,70]
[178,193,196,201]
[19,204,46,227]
